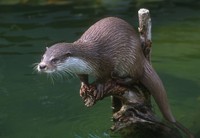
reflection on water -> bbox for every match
[0,1,200,138]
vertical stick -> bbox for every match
[138,8,152,62]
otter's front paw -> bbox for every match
[82,83,106,107]
[94,83,106,100]
[93,81,118,100]
[84,94,96,107]
[79,83,89,97]
[80,83,96,107]
[79,81,113,107]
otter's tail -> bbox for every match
[174,122,194,138]
[140,60,194,137]
[140,59,176,122]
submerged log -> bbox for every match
[80,8,182,138]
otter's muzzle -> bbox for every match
[37,62,47,72]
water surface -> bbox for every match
[0,1,200,138]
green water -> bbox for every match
[0,1,200,138]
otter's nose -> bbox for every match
[39,64,46,70]
[38,63,47,71]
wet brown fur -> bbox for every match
[74,17,144,80]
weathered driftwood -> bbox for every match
[80,8,182,138]
[138,8,152,62]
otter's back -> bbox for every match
[78,17,144,77]
[79,17,140,46]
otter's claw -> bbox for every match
[84,94,95,107]
[79,81,113,107]
[79,83,96,107]
[80,83,89,97]
[96,83,105,100]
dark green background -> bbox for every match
[0,0,199,137]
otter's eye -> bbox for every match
[66,52,72,57]
[51,58,59,64]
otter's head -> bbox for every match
[37,43,93,75]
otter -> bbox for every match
[36,17,193,138]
